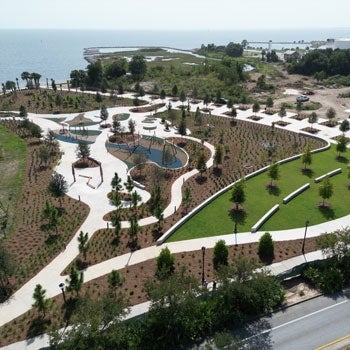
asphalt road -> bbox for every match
[241,290,350,349]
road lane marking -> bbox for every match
[243,299,349,342]
[315,333,350,350]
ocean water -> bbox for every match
[1,28,350,86]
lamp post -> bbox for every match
[301,220,310,255]
[234,222,238,246]
[201,246,206,286]
[59,282,66,304]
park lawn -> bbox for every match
[0,124,26,233]
[168,145,349,242]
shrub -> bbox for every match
[213,240,228,270]
[156,247,175,279]
[258,232,274,260]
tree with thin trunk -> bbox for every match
[107,270,123,300]
[111,172,122,192]
[156,247,175,279]
[32,284,51,318]
[66,267,84,297]
[48,172,68,206]
[326,107,336,125]
[252,101,260,116]
[41,200,60,235]
[319,177,333,207]
[128,215,139,244]
[296,101,302,118]
[76,140,90,162]
[336,134,348,158]
[131,190,141,212]
[268,162,280,187]
[128,118,136,139]
[172,84,178,98]
[124,175,134,197]
[153,204,164,230]
[266,97,274,110]
[308,112,318,131]
[213,240,228,270]
[214,144,223,169]
[0,244,14,298]
[278,106,286,122]
[100,105,109,126]
[231,180,245,210]
[111,211,122,241]
[182,188,192,214]
[339,119,350,134]
[196,151,207,179]
[77,231,89,261]
[301,143,312,170]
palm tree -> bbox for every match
[21,71,31,88]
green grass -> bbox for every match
[168,145,350,242]
[0,124,26,234]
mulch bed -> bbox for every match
[301,127,320,134]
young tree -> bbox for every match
[111,116,122,136]
[38,146,50,167]
[266,97,274,110]
[107,270,124,299]
[252,101,260,116]
[156,246,175,279]
[214,144,223,168]
[77,231,89,261]
[124,175,134,196]
[19,105,28,119]
[326,107,336,124]
[301,143,312,170]
[268,162,280,187]
[308,112,318,131]
[128,215,139,243]
[153,204,164,230]
[131,190,141,212]
[66,267,84,297]
[179,90,186,105]
[336,134,348,157]
[171,84,178,97]
[111,172,122,192]
[296,100,302,117]
[196,151,207,179]
[48,172,68,205]
[100,105,109,126]
[41,200,60,235]
[0,244,15,298]
[213,240,229,270]
[258,232,274,260]
[278,106,286,122]
[129,55,147,81]
[160,89,166,101]
[128,118,136,137]
[76,140,90,161]
[319,177,333,207]
[231,180,245,210]
[111,211,122,241]
[339,119,350,133]
[32,284,51,318]
[182,188,192,214]
[178,116,187,136]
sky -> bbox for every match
[1,0,349,30]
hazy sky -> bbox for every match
[1,0,349,30]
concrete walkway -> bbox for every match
[1,90,350,339]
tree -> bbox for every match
[214,144,223,168]
[86,60,103,88]
[111,172,122,192]
[105,57,127,79]
[107,270,123,299]
[178,116,187,136]
[336,134,348,157]
[278,106,286,121]
[128,118,136,137]
[301,143,312,169]
[149,183,162,212]
[41,200,60,235]
[19,105,28,119]
[231,180,245,210]
[268,162,280,187]
[179,90,186,105]
[296,100,303,117]
[153,204,164,230]
[156,247,175,279]
[225,42,243,57]
[160,89,166,101]
[171,84,178,97]
[111,115,122,135]
[38,146,50,167]
[48,172,68,205]
[31,72,41,88]
[131,190,141,212]
[111,211,122,241]
[51,79,57,92]
[128,215,139,243]
[266,97,274,109]
[258,232,274,260]
[319,177,333,207]
[129,55,147,81]
[308,112,318,130]
[196,151,207,179]
[21,71,31,87]
[124,175,134,196]
[77,231,89,261]
[111,190,122,208]
[213,240,228,270]
[76,139,90,161]
[326,107,336,124]
[339,119,350,133]
[66,267,84,297]
[252,101,260,116]
[203,93,211,107]
[182,188,192,214]
[100,105,109,126]
[32,284,51,318]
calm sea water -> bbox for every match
[1,28,350,86]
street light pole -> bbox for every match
[234,222,238,246]
[301,220,310,255]
[201,246,206,286]
[59,282,66,304]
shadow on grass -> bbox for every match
[266,184,281,196]
[229,207,247,226]
[318,203,335,220]
[27,317,51,339]
[336,155,348,163]
[301,168,314,178]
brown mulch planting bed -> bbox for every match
[247,115,263,121]
[319,120,339,127]
[301,127,320,134]
[0,121,89,291]
[290,113,308,120]
[275,121,290,127]
[0,237,318,348]
[129,103,165,113]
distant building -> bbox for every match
[320,38,350,50]
[283,50,300,62]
